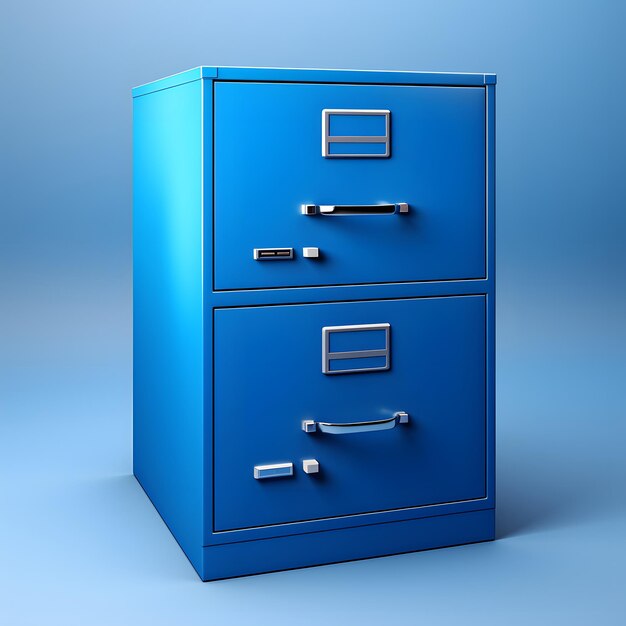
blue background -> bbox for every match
[1,0,624,623]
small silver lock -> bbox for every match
[302,459,320,474]
[302,247,320,258]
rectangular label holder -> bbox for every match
[322,109,390,158]
[322,323,390,374]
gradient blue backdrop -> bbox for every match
[1,1,625,624]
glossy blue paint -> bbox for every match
[133,80,205,573]
[214,82,485,289]
[132,66,217,98]
[203,509,495,581]
[133,66,495,581]
[131,66,496,98]
[214,296,486,531]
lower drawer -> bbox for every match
[213,295,486,532]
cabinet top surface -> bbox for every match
[132,66,497,97]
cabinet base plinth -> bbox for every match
[199,509,495,581]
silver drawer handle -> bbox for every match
[301,203,409,216]
[302,411,408,434]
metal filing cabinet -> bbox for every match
[133,66,496,581]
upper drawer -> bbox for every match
[214,81,486,290]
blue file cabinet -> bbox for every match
[133,66,496,581]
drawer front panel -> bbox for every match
[213,296,486,532]
[214,82,486,290]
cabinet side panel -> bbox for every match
[133,81,204,574]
